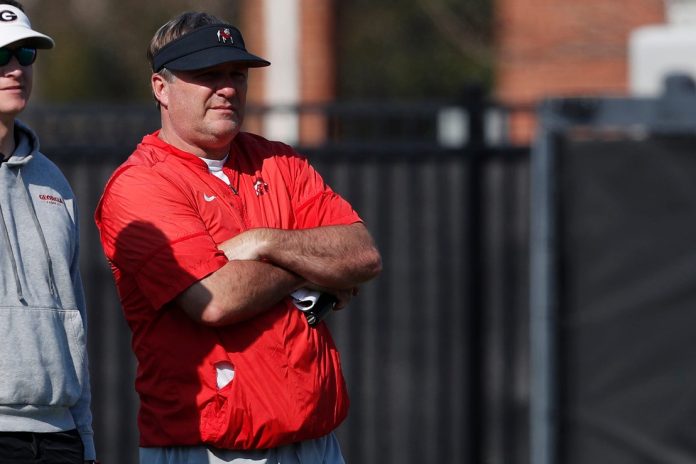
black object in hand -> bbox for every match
[304,292,337,326]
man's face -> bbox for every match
[156,62,249,155]
[0,44,32,118]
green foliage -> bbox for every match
[337,0,493,99]
[25,0,239,102]
[22,0,491,102]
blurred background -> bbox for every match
[13,0,696,463]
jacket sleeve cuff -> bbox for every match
[80,430,96,461]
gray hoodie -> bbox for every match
[0,120,95,459]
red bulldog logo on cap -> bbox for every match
[217,28,233,44]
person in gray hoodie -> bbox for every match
[0,1,97,463]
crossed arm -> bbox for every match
[174,223,382,326]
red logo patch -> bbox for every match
[217,28,233,44]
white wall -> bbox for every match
[629,0,696,96]
[263,0,300,144]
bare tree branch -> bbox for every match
[415,0,492,64]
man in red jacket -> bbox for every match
[94,10,382,464]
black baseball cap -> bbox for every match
[152,24,270,72]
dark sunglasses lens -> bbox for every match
[16,47,36,66]
[0,49,11,66]
[0,47,36,66]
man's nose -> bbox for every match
[217,82,237,98]
[2,57,24,73]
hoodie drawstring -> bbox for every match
[17,167,58,298]
[0,200,26,304]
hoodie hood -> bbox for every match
[5,119,39,167]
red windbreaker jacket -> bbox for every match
[94,131,360,449]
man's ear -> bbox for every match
[151,73,168,108]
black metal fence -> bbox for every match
[530,86,696,464]
[21,100,532,464]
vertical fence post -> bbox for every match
[529,102,558,464]
[464,83,485,464]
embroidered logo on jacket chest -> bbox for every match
[253,177,269,196]
[38,194,64,205]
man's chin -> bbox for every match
[202,126,241,149]
[211,120,242,137]
[0,101,28,117]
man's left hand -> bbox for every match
[332,287,359,310]
[217,229,266,261]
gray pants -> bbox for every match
[139,432,345,464]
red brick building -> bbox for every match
[239,0,669,146]
[494,0,665,143]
